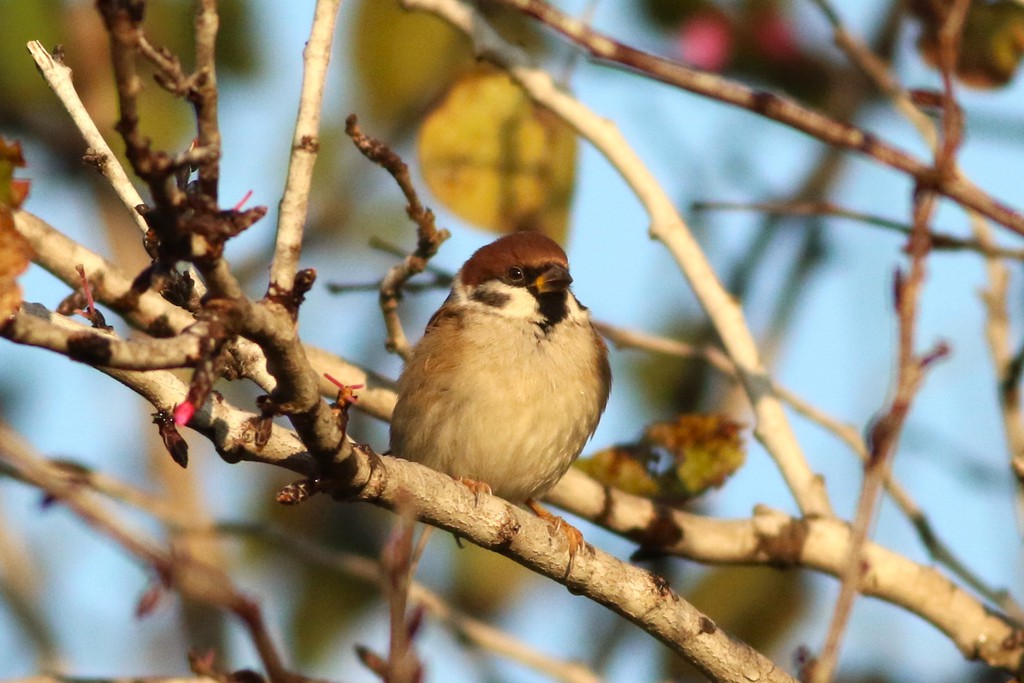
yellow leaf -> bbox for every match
[911,0,1024,88]
[575,446,661,497]
[0,137,32,319]
[350,0,471,125]
[644,414,746,498]
[418,67,577,241]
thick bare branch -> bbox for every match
[547,469,1024,672]
[341,455,796,682]
[0,354,790,681]
[595,320,1022,618]
[4,303,208,370]
[12,210,397,421]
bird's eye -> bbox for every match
[506,266,526,284]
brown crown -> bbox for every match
[460,232,569,287]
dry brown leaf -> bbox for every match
[0,137,33,319]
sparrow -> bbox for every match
[389,232,610,555]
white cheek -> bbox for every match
[492,286,539,319]
[458,280,539,321]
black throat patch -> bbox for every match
[536,292,569,333]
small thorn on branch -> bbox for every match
[920,339,951,368]
[135,580,167,618]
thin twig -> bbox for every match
[807,0,937,145]
[192,0,222,200]
[378,508,424,683]
[809,0,1024,544]
[814,2,970,679]
[26,39,216,302]
[344,115,450,361]
[269,0,344,293]
[972,208,1024,531]
[692,200,1024,260]
[0,486,61,669]
[0,425,307,683]
[325,278,450,295]
[481,0,1024,239]
[25,41,150,236]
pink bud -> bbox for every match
[676,12,734,71]
[174,401,196,426]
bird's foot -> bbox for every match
[526,499,586,575]
[456,477,492,505]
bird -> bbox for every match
[389,232,611,558]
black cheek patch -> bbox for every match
[471,288,511,308]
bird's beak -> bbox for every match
[533,264,572,294]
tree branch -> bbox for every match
[0,424,307,683]
[3,303,209,370]
[344,115,450,361]
[25,40,151,237]
[546,469,1024,672]
[482,0,1024,239]
[269,0,344,293]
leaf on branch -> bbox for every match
[418,67,577,242]
[910,0,1024,88]
[577,414,746,501]
[647,413,746,498]
[575,445,661,497]
[0,136,33,319]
